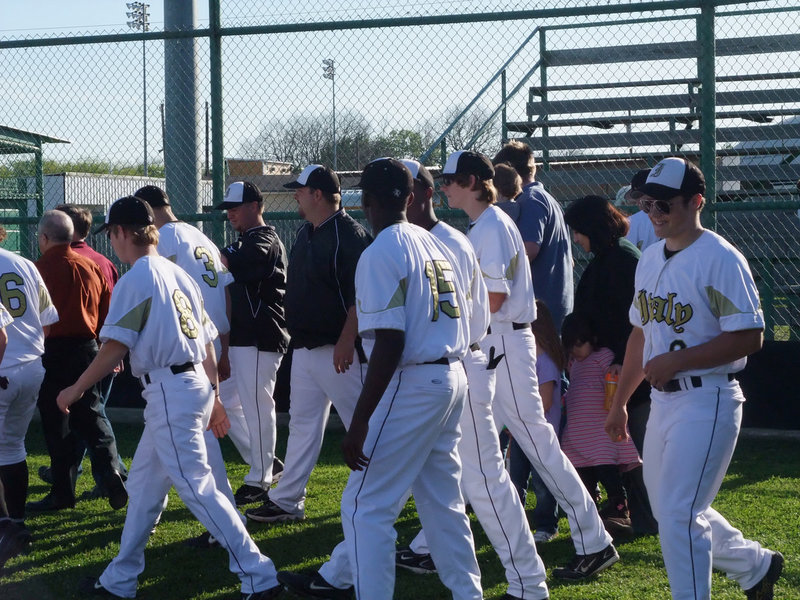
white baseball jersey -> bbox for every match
[100,255,217,377]
[630,230,764,377]
[355,222,469,365]
[626,210,659,252]
[430,221,490,346]
[0,248,59,369]
[157,221,234,334]
[468,205,536,325]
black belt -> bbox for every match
[419,357,451,366]
[658,373,735,393]
[469,343,480,352]
[486,322,530,335]
[143,361,195,385]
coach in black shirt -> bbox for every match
[245,164,372,523]
[217,181,289,506]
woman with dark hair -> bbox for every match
[563,194,657,538]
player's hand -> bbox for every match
[207,398,231,439]
[607,363,622,378]
[218,353,231,382]
[333,337,356,374]
[113,359,125,374]
[605,403,629,443]
[643,351,682,390]
[342,419,369,471]
[56,385,82,415]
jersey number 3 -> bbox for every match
[172,289,199,339]
[424,260,460,321]
[194,246,218,288]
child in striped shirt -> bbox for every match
[560,312,640,531]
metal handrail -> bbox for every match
[418,26,541,164]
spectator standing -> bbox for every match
[28,211,127,512]
[493,140,573,329]
[560,312,640,530]
[564,194,657,536]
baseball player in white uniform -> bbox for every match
[246,165,371,523]
[441,150,618,580]
[616,169,659,251]
[278,158,482,600]
[56,196,283,600]
[606,157,783,600]
[400,159,548,600]
[136,184,248,546]
[0,234,59,528]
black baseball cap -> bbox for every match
[640,158,705,201]
[215,181,263,210]
[625,169,651,201]
[399,159,435,189]
[93,195,155,234]
[439,150,495,181]
[283,164,341,194]
[134,185,170,208]
[357,158,413,201]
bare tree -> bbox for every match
[419,104,502,161]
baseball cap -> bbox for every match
[215,181,263,210]
[440,150,495,181]
[357,158,413,201]
[399,159,435,189]
[283,164,341,194]
[134,185,170,208]
[93,195,155,234]
[615,186,631,207]
[640,158,705,201]
[625,168,651,202]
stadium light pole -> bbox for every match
[322,58,336,170]
[127,2,150,176]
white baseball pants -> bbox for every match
[410,347,548,598]
[645,382,772,600]
[99,369,277,598]
[270,344,366,515]
[333,361,482,600]
[0,359,45,465]
[488,326,612,556]
[228,346,283,489]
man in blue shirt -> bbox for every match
[494,141,573,330]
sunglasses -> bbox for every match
[641,197,675,215]
[440,175,456,186]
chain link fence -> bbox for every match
[1,0,799,338]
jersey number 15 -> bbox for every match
[424,260,460,321]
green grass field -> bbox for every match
[2,421,798,599]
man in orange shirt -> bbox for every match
[27,210,127,512]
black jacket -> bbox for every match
[285,210,371,349]
[222,224,290,353]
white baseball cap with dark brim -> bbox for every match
[93,195,155,235]
[399,159,435,189]
[215,181,263,210]
[439,150,495,181]
[640,158,705,202]
[283,164,341,194]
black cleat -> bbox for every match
[234,484,269,507]
[744,551,784,600]
[277,570,354,599]
[552,544,619,580]
[395,545,437,574]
